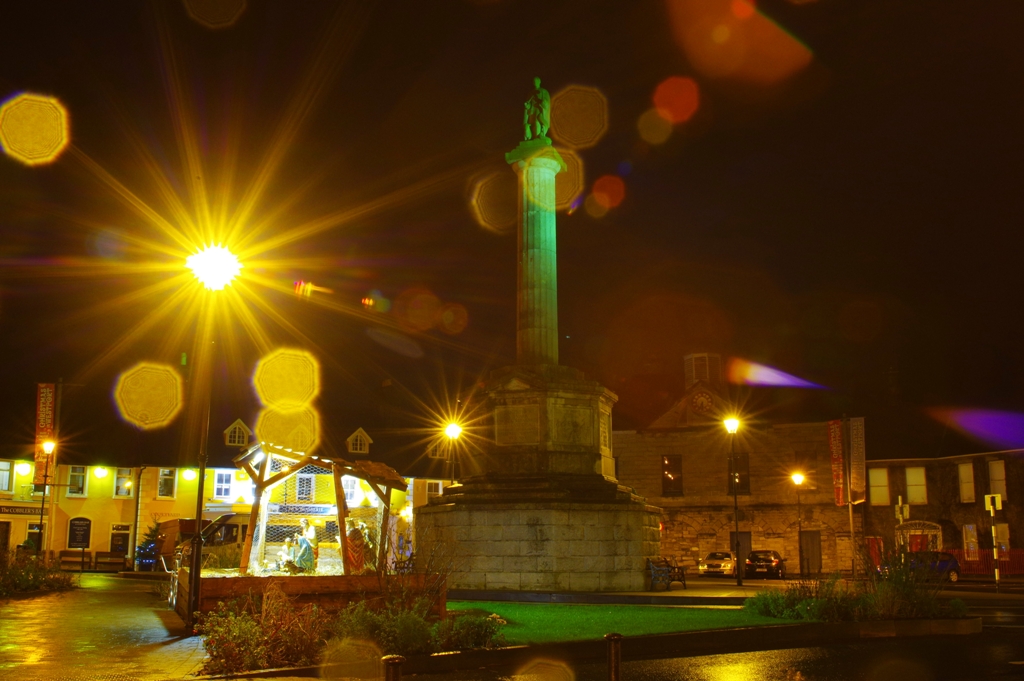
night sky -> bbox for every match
[1,0,1021,467]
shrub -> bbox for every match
[944,598,968,619]
[196,583,331,675]
[0,550,77,598]
[433,613,507,651]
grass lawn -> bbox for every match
[447,601,782,645]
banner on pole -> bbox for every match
[34,383,56,485]
[827,419,845,506]
[849,417,866,504]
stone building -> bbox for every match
[612,353,864,575]
[862,450,1022,563]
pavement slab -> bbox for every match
[0,574,204,681]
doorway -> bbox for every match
[799,530,822,575]
[730,531,752,563]
[0,521,9,552]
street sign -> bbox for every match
[984,494,1002,511]
[68,517,91,549]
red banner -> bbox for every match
[34,383,55,485]
[827,419,845,506]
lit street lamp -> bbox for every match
[185,245,240,629]
[792,472,804,578]
[36,440,55,557]
[444,422,462,484]
[724,417,742,586]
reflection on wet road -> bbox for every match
[0,574,203,681]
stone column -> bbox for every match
[507,141,565,366]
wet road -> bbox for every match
[359,631,1024,681]
[0,574,203,681]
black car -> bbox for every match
[745,550,787,579]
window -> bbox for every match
[869,468,890,505]
[341,476,359,505]
[958,463,975,503]
[67,466,87,497]
[905,467,927,504]
[296,474,314,502]
[0,461,12,493]
[157,468,176,498]
[214,472,233,498]
[989,460,1007,500]
[963,524,979,561]
[27,522,45,551]
[662,455,683,495]
[350,434,367,454]
[426,481,442,499]
[226,425,248,446]
[728,451,750,495]
[114,468,133,497]
[995,523,1010,557]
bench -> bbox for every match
[59,550,91,571]
[648,557,688,591]
[94,551,128,572]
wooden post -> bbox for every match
[333,464,351,575]
[239,455,269,575]
[378,486,392,574]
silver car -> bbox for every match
[698,551,736,576]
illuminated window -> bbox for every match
[995,523,1010,557]
[341,476,359,505]
[869,468,890,505]
[214,472,232,498]
[226,425,248,447]
[296,474,315,502]
[0,460,13,492]
[958,463,975,503]
[426,481,442,499]
[963,524,979,561]
[114,468,133,497]
[67,466,87,497]
[27,522,45,551]
[728,451,750,496]
[905,467,927,504]
[157,468,176,498]
[351,434,367,454]
[662,455,683,496]
[989,460,1007,500]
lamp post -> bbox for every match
[792,472,804,578]
[724,417,742,586]
[36,440,55,557]
[444,422,462,485]
[184,245,241,630]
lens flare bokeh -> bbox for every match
[592,175,626,210]
[554,147,585,211]
[184,0,248,29]
[666,0,812,86]
[113,362,185,430]
[638,108,674,144]
[0,93,70,166]
[515,658,576,681]
[470,170,517,233]
[255,405,321,453]
[550,85,609,150]
[653,76,700,124]
[253,348,321,412]
[928,409,1024,450]
[727,358,824,388]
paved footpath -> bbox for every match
[0,574,204,681]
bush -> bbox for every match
[944,598,968,619]
[330,602,434,655]
[196,583,331,675]
[0,550,77,598]
[433,613,507,651]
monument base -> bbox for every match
[415,498,660,591]
[415,363,661,592]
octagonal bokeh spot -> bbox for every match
[253,348,320,412]
[0,93,70,166]
[114,362,184,430]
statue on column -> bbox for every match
[523,77,551,141]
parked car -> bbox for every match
[698,552,736,576]
[878,551,961,583]
[745,550,787,579]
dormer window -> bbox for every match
[223,419,252,447]
[346,428,373,455]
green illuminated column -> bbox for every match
[507,140,565,366]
